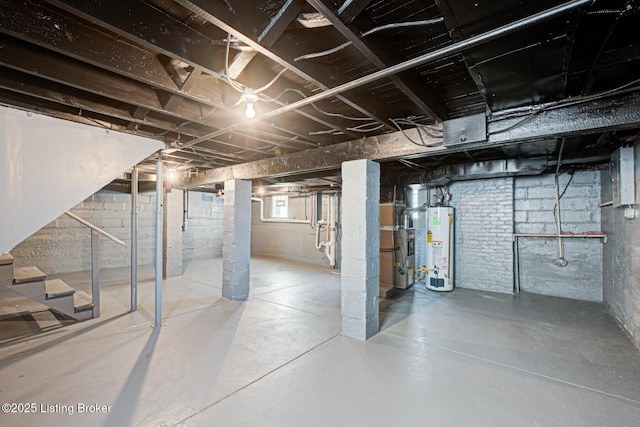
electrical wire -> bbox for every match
[225,33,286,94]
[390,116,444,147]
[260,88,372,121]
[346,122,385,132]
[490,77,640,135]
[224,34,245,93]
[294,41,352,62]
[254,68,287,93]
[360,18,445,37]
[309,128,344,135]
[558,173,574,200]
[293,18,444,62]
[552,171,574,224]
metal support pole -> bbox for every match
[91,229,100,317]
[155,160,163,327]
[513,236,520,293]
[130,166,138,312]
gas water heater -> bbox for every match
[426,207,454,291]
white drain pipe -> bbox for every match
[316,193,338,268]
[326,193,338,268]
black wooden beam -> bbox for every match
[0,1,226,108]
[0,70,261,164]
[0,38,231,130]
[0,37,324,154]
[227,0,305,79]
[187,128,441,186]
[176,0,395,130]
[338,0,373,23]
[46,0,226,76]
[487,90,640,145]
[187,90,640,185]
[306,0,447,121]
[26,0,359,142]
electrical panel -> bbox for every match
[611,147,635,208]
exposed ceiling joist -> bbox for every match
[186,128,442,186]
[338,0,373,23]
[174,0,593,152]
[306,0,447,120]
[227,0,305,79]
[43,0,363,142]
[175,0,395,130]
[487,90,640,145]
[186,89,640,186]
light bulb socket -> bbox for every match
[240,88,259,119]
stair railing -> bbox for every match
[64,211,126,317]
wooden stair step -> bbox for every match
[0,253,14,266]
[45,279,75,299]
[14,266,46,284]
[74,291,94,313]
[32,310,63,331]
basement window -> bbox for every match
[271,195,289,218]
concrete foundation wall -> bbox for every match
[164,189,183,278]
[602,143,640,349]
[448,178,515,293]
[182,191,224,260]
[515,171,603,301]
[11,190,157,274]
[251,194,334,267]
[12,189,224,275]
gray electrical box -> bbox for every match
[611,147,635,207]
[443,113,487,146]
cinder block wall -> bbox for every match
[515,171,603,301]
[448,177,515,293]
[182,191,224,260]
[601,143,640,349]
[12,191,157,274]
[11,189,224,275]
[251,194,334,266]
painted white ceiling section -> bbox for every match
[0,105,163,253]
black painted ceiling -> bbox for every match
[1,0,639,186]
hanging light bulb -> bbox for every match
[168,169,176,180]
[245,102,256,119]
[240,88,259,119]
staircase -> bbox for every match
[0,253,94,321]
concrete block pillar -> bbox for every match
[163,188,183,278]
[222,179,252,300]
[341,159,380,340]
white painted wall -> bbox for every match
[251,194,335,266]
[602,142,640,349]
[12,190,157,274]
[0,106,163,253]
[182,192,224,260]
[515,171,603,301]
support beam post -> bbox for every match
[341,159,380,340]
[131,166,138,312]
[222,179,252,300]
[155,160,163,327]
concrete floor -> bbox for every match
[1,256,640,426]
